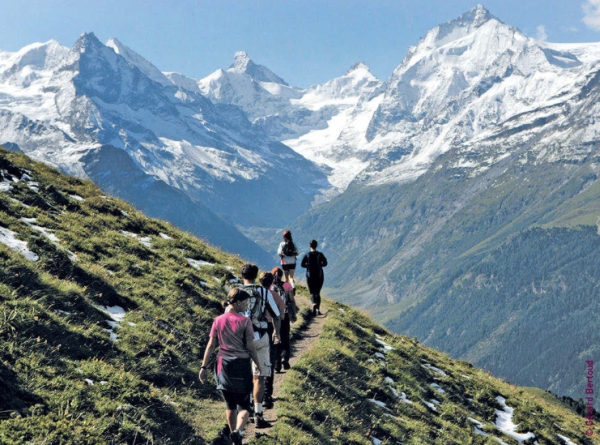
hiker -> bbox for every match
[271,266,297,372]
[199,288,260,445]
[277,229,299,289]
[239,263,281,428]
[259,271,287,410]
[300,239,328,316]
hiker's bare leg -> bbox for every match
[253,376,266,403]
[226,409,236,432]
[237,409,250,431]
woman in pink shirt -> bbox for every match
[199,288,260,445]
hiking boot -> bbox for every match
[316,308,322,316]
[255,413,271,429]
[282,361,290,370]
[229,431,243,445]
[263,396,274,409]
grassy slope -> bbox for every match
[0,147,251,444]
[259,299,598,445]
[0,147,594,444]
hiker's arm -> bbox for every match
[272,317,281,345]
[321,253,328,267]
[199,336,217,383]
[265,291,282,344]
[301,254,308,268]
[246,334,261,374]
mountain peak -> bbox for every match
[228,51,288,86]
[458,4,495,28]
[346,62,371,75]
[230,51,252,72]
[411,4,505,51]
[73,32,104,53]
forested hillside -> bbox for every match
[388,226,600,399]
[291,144,600,403]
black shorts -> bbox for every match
[221,390,252,411]
[282,263,296,271]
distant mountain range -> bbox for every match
[2,4,600,402]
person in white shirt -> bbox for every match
[277,229,299,288]
[238,263,281,429]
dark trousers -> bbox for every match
[307,277,324,309]
[265,324,277,399]
[276,317,291,369]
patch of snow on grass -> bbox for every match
[494,396,536,443]
[385,377,395,384]
[375,352,386,359]
[474,427,489,436]
[371,438,382,445]
[422,400,437,411]
[368,399,388,409]
[54,310,71,316]
[85,379,94,385]
[422,363,448,376]
[399,393,413,404]
[69,194,84,201]
[0,182,13,192]
[468,417,484,428]
[20,218,60,242]
[121,230,152,248]
[159,232,172,240]
[100,305,126,322]
[375,338,394,351]
[557,434,578,445]
[187,258,215,269]
[0,226,39,261]
[98,305,127,342]
[431,383,446,394]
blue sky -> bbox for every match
[2,0,600,87]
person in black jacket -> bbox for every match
[300,239,328,316]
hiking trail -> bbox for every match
[243,301,327,444]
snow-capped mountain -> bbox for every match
[198,54,384,195]
[358,5,600,184]
[0,33,327,264]
[204,5,600,197]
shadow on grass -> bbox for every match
[0,360,45,418]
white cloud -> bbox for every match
[583,0,600,31]
[536,25,548,41]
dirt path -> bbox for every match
[243,310,327,444]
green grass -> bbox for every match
[0,147,594,444]
[257,300,598,445]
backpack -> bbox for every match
[273,281,289,304]
[240,284,269,332]
[282,240,298,257]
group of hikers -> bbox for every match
[199,230,328,445]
